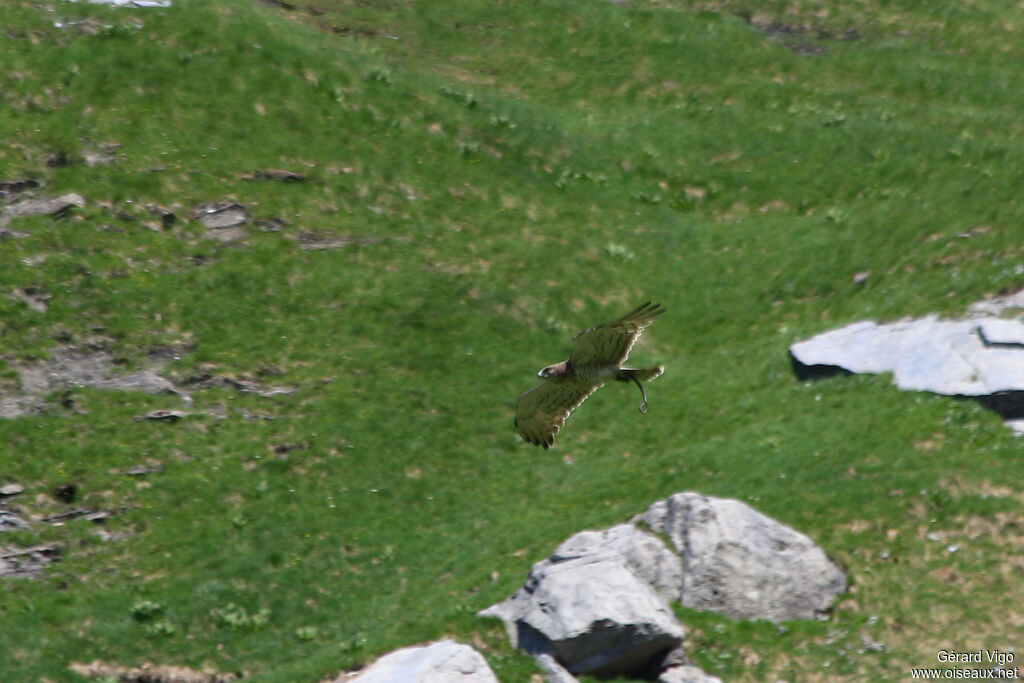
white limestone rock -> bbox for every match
[789,316,1024,396]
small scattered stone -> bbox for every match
[94,528,130,542]
[43,508,113,525]
[192,201,249,241]
[0,483,24,498]
[147,204,177,229]
[860,635,887,653]
[0,227,28,239]
[9,287,50,313]
[5,193,85,218]
[298,231,384,250]
[0,510,30,531]
[255,217,286,232]
[83,143,121,167]
[134,409,187,422]
[246,169,306,182]
[112,460,163,476]
[182,373,295,398]
[0,179,41,200]
[192,201,248,229]
[44,150,70,168]
[298,231,355,250]
[53,18,110,35]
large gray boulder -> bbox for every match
[480,524,684,678]
[637,492,846,622]
[343,640,497,683]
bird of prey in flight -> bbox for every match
[515,301,665,448]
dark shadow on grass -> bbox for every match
[791,350,1024,425]
[788,350,853,382]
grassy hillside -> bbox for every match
[2,0,1023,680]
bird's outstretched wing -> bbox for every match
[515,380,602,449]
[569,301,665,367]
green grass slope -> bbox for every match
[1,0,1023,680]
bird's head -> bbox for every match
[538,361,568,379]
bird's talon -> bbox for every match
[630,374,650,415]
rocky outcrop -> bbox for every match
[789,312,1024,431]
[0,343,294,421]
[341,640,498,683]
[1,192,85,229]
[482,493,844,680]
[1,544,60,578]
[0,345,183,419]
[637,492,847,622]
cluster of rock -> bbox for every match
[339,492,845,682]
[0,343,184,420]
[0,479,132,577]
[0,176,384,252]
[789,291,1024,432]
[70,660,241,683]
[0,337,296,420]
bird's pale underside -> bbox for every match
[515,301,665,448]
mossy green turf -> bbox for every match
[2,0,1024,680]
